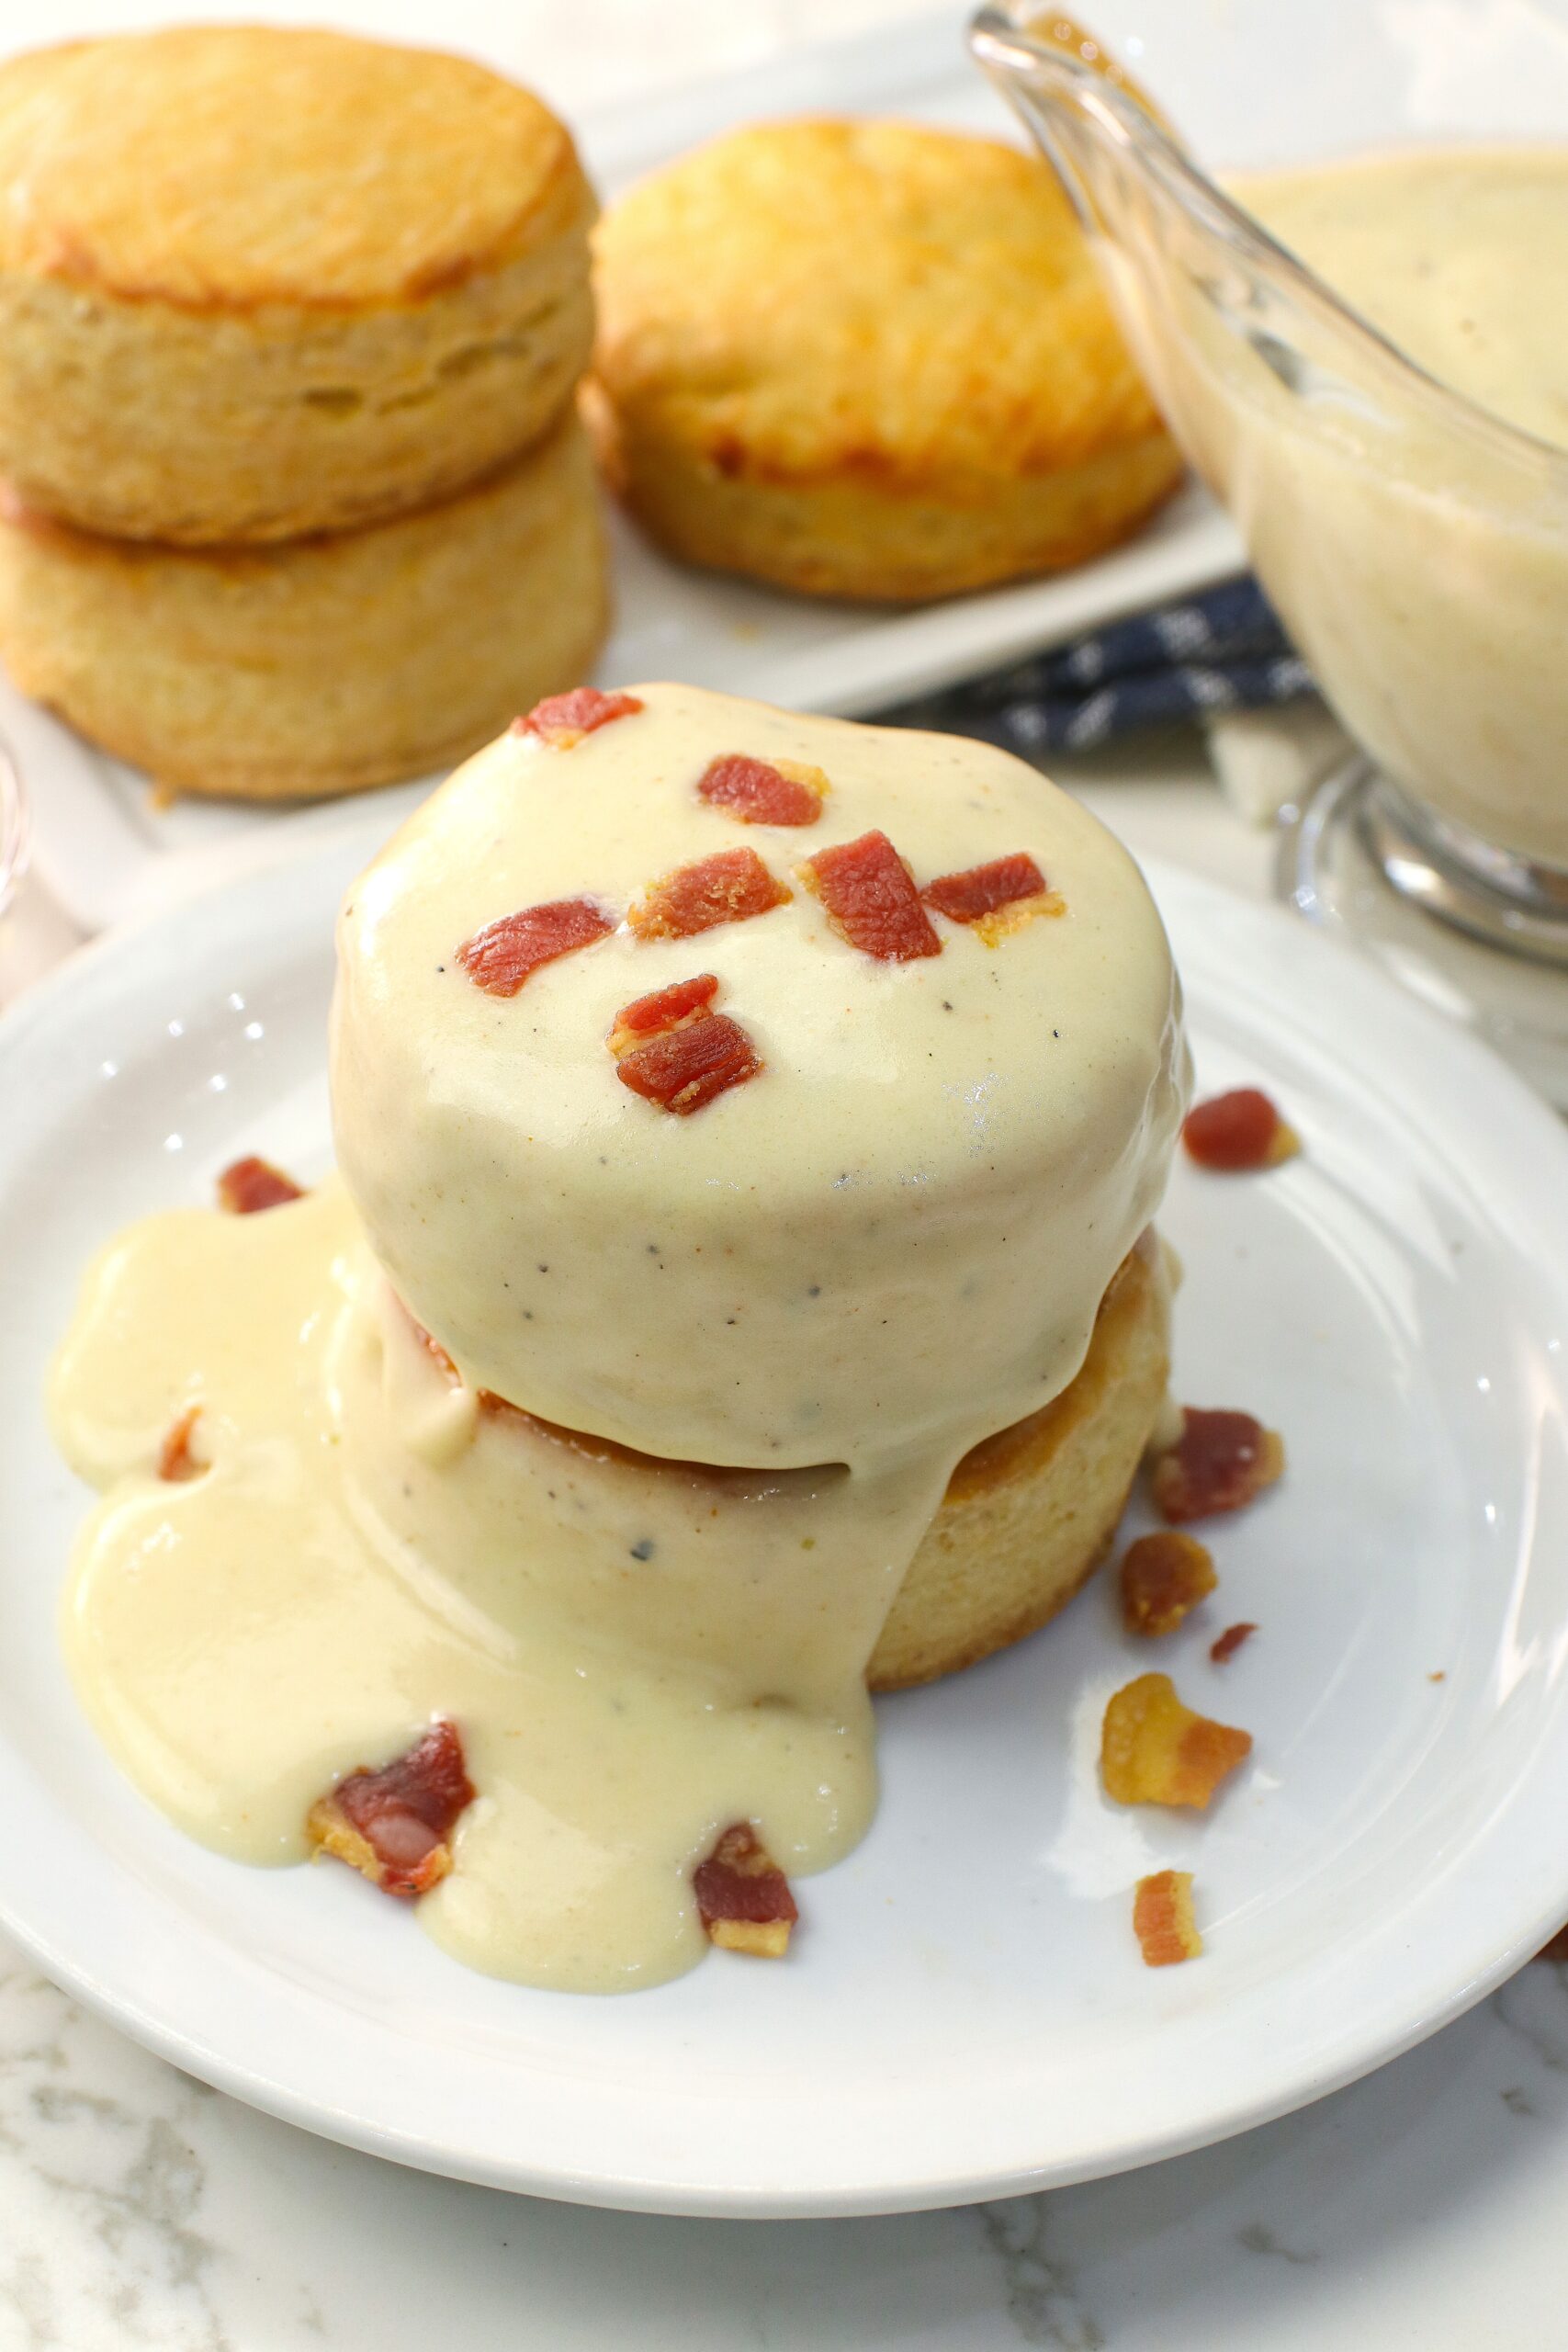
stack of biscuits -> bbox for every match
[0,26,606,800]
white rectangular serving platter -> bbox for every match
[13,5,1244,935]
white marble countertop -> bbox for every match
[4,3,1566,2344]
[6,1942,1568,2349]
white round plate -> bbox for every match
[4,818,1568,2218]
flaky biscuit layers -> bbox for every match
[0,412,608,801]
[0,27,596,542]
[588,119,1184,601]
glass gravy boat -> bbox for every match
[970,4,1568,1001]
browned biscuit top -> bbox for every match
[592,117,1166,492]
[0,25,592,310]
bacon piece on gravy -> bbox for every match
[607,973,719,1057]
[1152,1408,1285,1523]
[216,1156,305,1214]
[921,852,1063,943]
[1210,1622,1258,1666]
[1101,1671,1252,1810]
[617,1013,761,1115]
[307,1720,475,1900]
[1120,1530,1217,1637]
[156,1403,204,1483]
[800,829,942,962]
[456,898,615,997]
[512,688,644,748]
[696,752,828,827]
[1182,1087,1301,1171]
[629,846,790,941]
[694,1821,799,1956]
[1134,1869,1203,1967]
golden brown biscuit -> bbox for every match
[0,28,596,542]
[588,119,1183,602]
[0,411,609,801]
[868,1235,1170,1690]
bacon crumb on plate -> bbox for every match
[1120,1530,1216,1636]
[1134,1869,1202,1966]
[512,688,643,748]
[694,1821,798,1956]
[307,1720,475,1900]
[1210,1622,1258,1666]
[1182,1087,1300,1171]
[456,898,614,997]
[156,1403,204,1483]
[617,1012,761,1115]
[1101,1671,1252,1809]
[697,752,828,827]
[607,973,719,1057]
[629,846,790,941]
[1152,1407,1284,1523]
[800,830,942,962]
[216,1156,304,1215]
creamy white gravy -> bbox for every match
[51,685,1184,1991]
[1128,147,1568,866]
[1240,149,1568,453]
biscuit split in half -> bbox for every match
[588,119,1184,603]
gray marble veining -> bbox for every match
[6,1936,1568,2350]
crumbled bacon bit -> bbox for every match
[216,1156,304,1214]
[1152,1408,1284,1524]
[921,854,1063,944]
[1210,1622,1258,1666]
[607,973,719,1057]
[617,1012,761,1114]
[923,853,1046,923]
[800,830,942,962]
[1101,1671,1252,1809]
[1182,1088,1301,1171]
[1537,1927,1568,1963]
[694,1821,798,1957]
[307,1720,475,1900]
[1134,1869,1202,1967]
[512,688,644,748]
[456,898,614,997]
[156,1403,204,1483]
[697,752,828,827]
[629,847,789,941]
[1120,1531,1217,1637]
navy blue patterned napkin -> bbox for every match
[883,576,1314,754]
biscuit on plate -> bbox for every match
[870,1234,1171,1690]
[586,119,1183,603]
[0,411,608,802]
[0,27,596,543]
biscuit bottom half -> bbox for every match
[586,385,1184,605]
[441,1231,1171,1695]
[870,1232,1170,1689]
[0,408,608,801]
